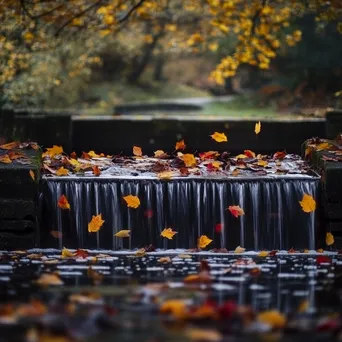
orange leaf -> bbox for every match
[257,160,268,167]
[56,167,69,176]
[231,169,240,176]
[244,149,256,158]
[0,141,19,150]
[199,151,219,160]
[183,154,197,167]
[74,249,89,258]
[0,154,12,164]
[70,152,77,159]
[123,195,140,208]
[29,170,35,181]
[87,266,103,284]
[92,165,101,176]
[299,193,316,213]
[133,145,142,156]
[158,171,176,179]
[160,299,188,319]
[160,228,177,240]
[197,235,213,249]
[228,205,245,218]
[114,230,131,238]
[257,310,286,329]
[210,132,227,142]
[273,151,286,160]
[316,142,331,151]
[36,273,64,286]
[175,139,186,151]
[57,195,70,210]
[42,145,63,158]
[326,232,334,246]
[255,121,261,135]
[88,214,105,233]
[154,150,167,158]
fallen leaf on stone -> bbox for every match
[211,161,222,169]
[36,273,64,286]
[257,310,286,328]
[178,254,192,259]
[88,150,103,158]
[316,142,331,151]
[58,195,70,210]
[0,154,12,164]
[326,232,334,246]
[56,167,69,176]
[74,249,89,258]
[42,145,63,158]
[317,248,324,253]
[244,149,256,158]
[133,145,142,156]
[154,150,168,158]
[299,193,316,213]
[231,169,240,176]
[234,246,246,253]
[158,256,171,263]
[273,151,286,160]
[175,139,186,151]
[199,151,219,160]
[183,154,197,167]
[114,229,131,238]
[88,214,105,233]
[303,249,309,253]
[0,141,19,150]
[185,328,222,342]
[197,235,213,249]
[135,248,146,257]
[210,132,227,142]
[235,154,248,159]
[92,165,101,176]
[255,121,261,135]
[258,250,269,257]
[228,205,245,218]
[123,195,140,208]
[158,171,176,179]
[161,228,177,240]
[257,160,268,167]
[61,247,74,258]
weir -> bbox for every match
[40,173,320,250]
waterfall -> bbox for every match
[39,177,320,250]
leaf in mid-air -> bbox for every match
[326,232,334,246]
[299,193,316,213]
[197,235,213,249]
[210,132,227,142]
[254,121,261,135]
[29,170,35,181]
[133,145,142,156]
[114,230,131,238]
[160,228,177,240]
[228,205,245,218]
[123,195,140,208]
[58,195,70,210]
[88,214,105,233]
[175,139,186,151]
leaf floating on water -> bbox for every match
[0,154,12,164]
[175,139,186,151]
[257,310,286,328]
[88,214,105,233]
[197,235,213,249]
[228,205,245,218]
[299,193,316,213]
[326,232,334,246]
[56,167,69,176]
[234,246,246,254]
[42,145,63,158]
[114,230,131,238]
[255,121,261,135]
[133,145,142,156]
[210,132,227,142]
[36,273,64,286]
[61,247,74,258]
[29,170,35,181]
[57,195,70,210]
[123,195,140,208]
[160,228,177,240]
[183,154,197,167]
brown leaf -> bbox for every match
[133,145,142,156]
[0,154,12,164]
[29,170,35,181]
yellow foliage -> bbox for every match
[299,194,316,213]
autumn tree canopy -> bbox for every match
[0,0,341,103]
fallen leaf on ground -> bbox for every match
[175,139,186,150]
[61,247,74,258]
[114,230,131,238]
[228,205,245,218]
[273,151,286,160]
[316,142,331,151]
[42,145,63,158]
[255,121,261,135]
[178,254,192,259]
[199,151,219,160]
[29,170,35,181]
[197,235,213,249]
[123,195,140,208]
[234,246,246,253]
[0,154,12,164]
[210,132,227,143]
[158,171,175,179]
[183,154,197,167]
[56,167,69,176]
[317,248,324,253]
[133,145,142,156]
[235,154,247,159]
[326,232,334,246]
[36,273,64,286]
[160,228,177,240]
[231,169,240,176]
[257,310,286,328]
[88,214,105,233]
[257,160,268,167]
[299,193,316,213]
[58,195,70,210]
[154,150,167,158]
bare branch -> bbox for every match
[117,0,145,23]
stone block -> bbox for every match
[326,109,342,139]
[0,220,37,249]
[0,199,36,220]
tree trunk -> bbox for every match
[153,54,166,82]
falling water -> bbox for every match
[39,177,320,250]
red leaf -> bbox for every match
[74,249,89,259]
[316,256,332,265]
[269,250,278,256]
[218,300,238,319]
[215,223,223,233]
[144,210,153,218]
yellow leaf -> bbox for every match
[133,145,142,156]
[88,214,105,233]
[185,328,222,342]
[58,195,70,210]
[257,310,286,328]
[36,273,64,286]
[0,154,12,164]
[158,257,171,263]
[88,150,100,158]
[210,132,227,142]
[29,170,35,181]
[183,154,197,167]
[326,232,334,246]
[61,247,74,258]
[197,235,213,249]
[255,121,261,135]
[299,193,316,213]
[123,195,140,208]
[211,161,222,169]
[231,169,240,176]
[316,142,331,151]
[298,300,309,313]
[258,250,269,257]
[228,205,245,218]
[234,246,246,253]
[158,171,175,179]
[135,248,146,257]
[303,249,309,253]
[160,228,177,240]
[56,167,69,176]
[160,299,188,319]
[0,141,19,150]
[154,150,166,158]
[305,146,313,158]
[42,145,63,158]
[257,160,268,167]
[235,154,248,159]
[114,230,131,238]
[175,139,186,151]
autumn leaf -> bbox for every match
[88,150,103,158]
[258,250,269,257]
[160,299,188,319]
[215,223,223,233]
[154,150,168,158]
[160,228,177,240]
[0,141,19,150]
[317,248,324,253]
[175,139,186,151]
[199,151,219,160]
[211,161,222,168]
[74,249,89,258]
[158,171,176,179]
[257,160,268,167]
[210,132,227,142]
[61,247,74,258]
[235,154,247,159]
[234,246,246,253]
[231,169,240,176]
[158,256,172,263]
[305,146,313,159]
[316,142,331,151]
[257,310,286,328]
[50,230,62,239]
[255,121,261,135]
[185,328,222,342]
[88,214,105,233]
[273,151,286,160]
[183,154,197,167]
[36,273,64,286]
[29,170,35,181]
[92,165,101,176]
[58,195,70,210]
[56,167,69,176]
[326,232,334,246]
[197,235,213,249]
[228,205,245,218]
[87,266,103,285]
[135,248,146,257]
[114,230,131,238]
[244,149,256,158]
[42,145,63,158]
[299,193,316,213]
[133,145,142,156]
[123,195,140,208]
[0,154,12,164]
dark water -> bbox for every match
[40,177,320,251]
